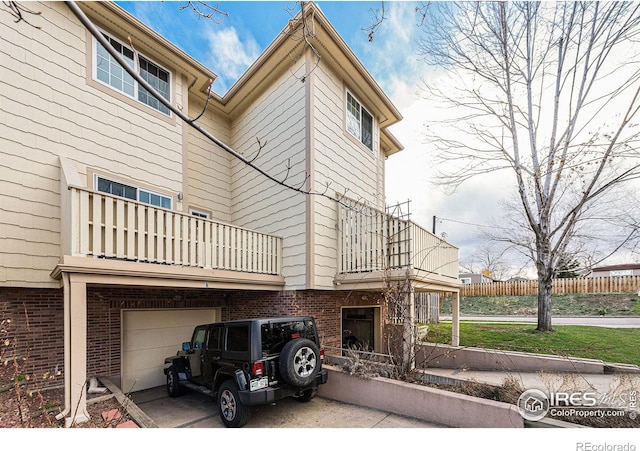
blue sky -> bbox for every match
[115,1,506,266]
[116,1,425,95]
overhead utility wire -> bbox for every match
[436,216,512,232]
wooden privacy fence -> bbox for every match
[461,276,640,297]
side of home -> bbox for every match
[0,1,460,425]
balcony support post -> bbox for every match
[452,290,460,347]
[403,285,416,372]
[58,273,90,427]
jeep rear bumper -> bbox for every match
[239,370,328,405]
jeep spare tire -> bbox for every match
[279,338,320,387]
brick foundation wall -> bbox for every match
[0,288,64,389]
[0,287,229,387]
[227,290,387,349]
[1,286,389,389]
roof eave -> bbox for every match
[219,2,403,128]
[381,129,404,157]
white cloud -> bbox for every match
[203,26,261,94]
[358,2,424,89]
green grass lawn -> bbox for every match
[440,292,640,316]
[426,322,640,366]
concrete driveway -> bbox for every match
[130,386,445,428]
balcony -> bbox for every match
[54,170,284,290]
[335,202,460,291]
[65,186,282,273]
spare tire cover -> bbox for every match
[279,338,321,387]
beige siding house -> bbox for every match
[0,1,461,426]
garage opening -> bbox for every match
[121,308,220,392]
[341,306,380,352]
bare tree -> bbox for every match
[460,244,512,281]
[493,187,640,277]
[418,2,640,331]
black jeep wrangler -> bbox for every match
[163,316,328,427]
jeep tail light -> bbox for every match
[251,361,264,377]
[320,349,325,361]
[291,333,301,339]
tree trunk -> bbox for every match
[537,273,553,331]
[536,235,554,331]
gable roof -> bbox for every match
[209,2,404,154]
[221,3,401,116]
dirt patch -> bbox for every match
[411,373,522,404]
[0,386,133,428]
[0,365,133,428]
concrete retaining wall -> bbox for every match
[318,365,524,428]
[417,343,605,374]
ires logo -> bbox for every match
[518,388,637,422]
[549,392,598,407]
[517,389,550,421]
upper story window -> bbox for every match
[96,175,172,210]
[94,31,171,116]
[346,91,373,150]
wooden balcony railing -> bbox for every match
[338,203,458,280]
[63,186,282,275]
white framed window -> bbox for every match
[94,31,171,115]
[460,277,472,285]
[346,91,373,150]
[95,175,172,210]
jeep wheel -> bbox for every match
[279,338,321,387]
[295,387,317,402]
[217,380,251,428]
[166,366,183,397]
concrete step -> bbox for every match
[604,362,640,374]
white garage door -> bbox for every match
[121,308,220,393]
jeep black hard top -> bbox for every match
[163,316,328,427]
